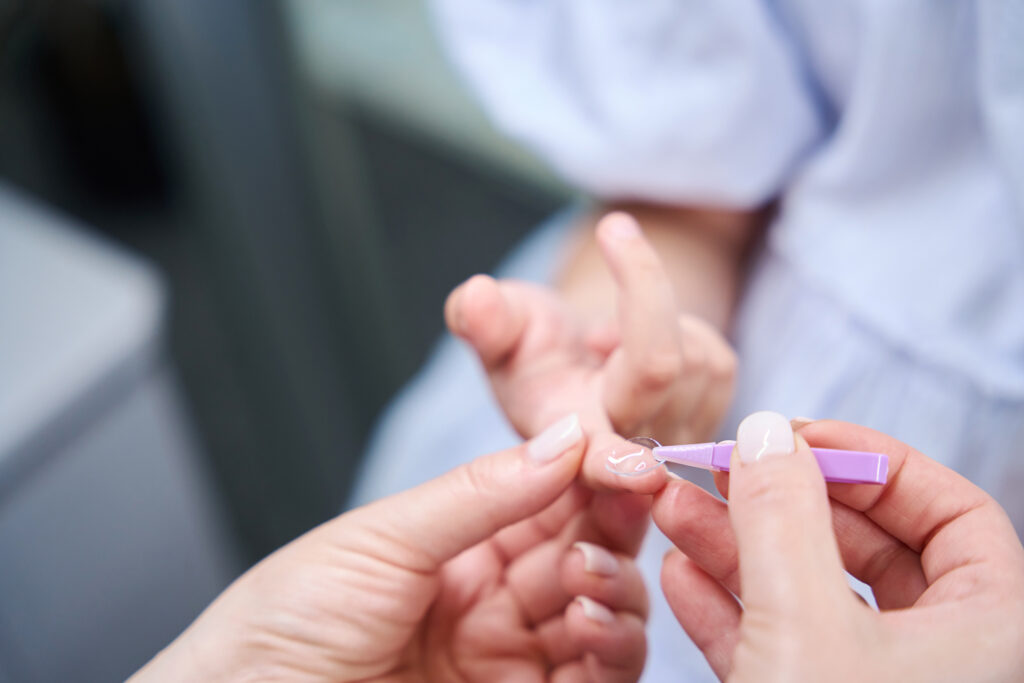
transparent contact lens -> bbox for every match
[604,437,664,477]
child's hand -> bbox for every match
[445,212,736,487]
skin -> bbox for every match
[653,419,1024,682]
[453,210,1024,679]
[557,203,760,332]
[445,211,741,490]
[131,208,746,682]
[132,208,1024,681]
[130,426,651,683]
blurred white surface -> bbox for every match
[0,184,162,471]
[283,0,565,192]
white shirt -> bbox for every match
[430,0,1024,398]
[418,3,1024,680]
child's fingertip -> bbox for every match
[444,283,467,336]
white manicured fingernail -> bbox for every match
[790,416,816,430]
[575,596,615,624]
[737,411,794,463]
[528,414,582,463]
[572,542,619,576]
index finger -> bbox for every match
[582,431,669,496]
[596,212,689,435]
[799,420,1024,585]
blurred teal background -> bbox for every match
[0,1,572,679]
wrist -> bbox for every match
[556,202,761,330]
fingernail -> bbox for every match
[736,410,794,464]
[528,414,582,463]
[447,285,467,335]
[572,542,619,576]
[605,213,640,241]
[453,307,467,336]
[575,596,615,624]
[790,416,816,430]
[603,442,661,477]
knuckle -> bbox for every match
[679,342,707,374]
[860,542,910,586]
[657,486,703,533]
[741,465,820,517]
[630,246,664,278]
[459,457,500,501]
[633,347,684,391]
[710,347,738,382]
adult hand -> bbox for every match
[654,412,1024,682]
[131,415,650,682]
[444,212,736,492]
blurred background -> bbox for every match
[0,0,573,679]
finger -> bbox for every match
[585,432,669,495]
[550,661,591,683]
[561,598,647,683]
[339,413,585,572]
[829,500,928,608]
[504,533,578,625]
[536,617,581,667]
[714,420,928,607]
[710,415,810,499]
[670,467,929,610]
[561,543,648,618]
[501,494,650,627]
[582,489,652,556]
[444,274,528,369]
[671,315,737,442]
[583,316,620,358]
[712,470,729,498]
[797,420,1024,591]
[728,411,851,613]
[490,483,590,562]
[537,546,649,667]
[596,212,686,434]
[661,549,741,680]
[651,478,739,593]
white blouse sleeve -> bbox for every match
[429,0,825,208]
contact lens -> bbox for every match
[604,437,663,477]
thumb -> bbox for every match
[444,274,527,370]
[727,411,850,613]
[343,413,585,571]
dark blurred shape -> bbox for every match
[0,0,168,207]
[31,0,169,202]
[0,0,562,566]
